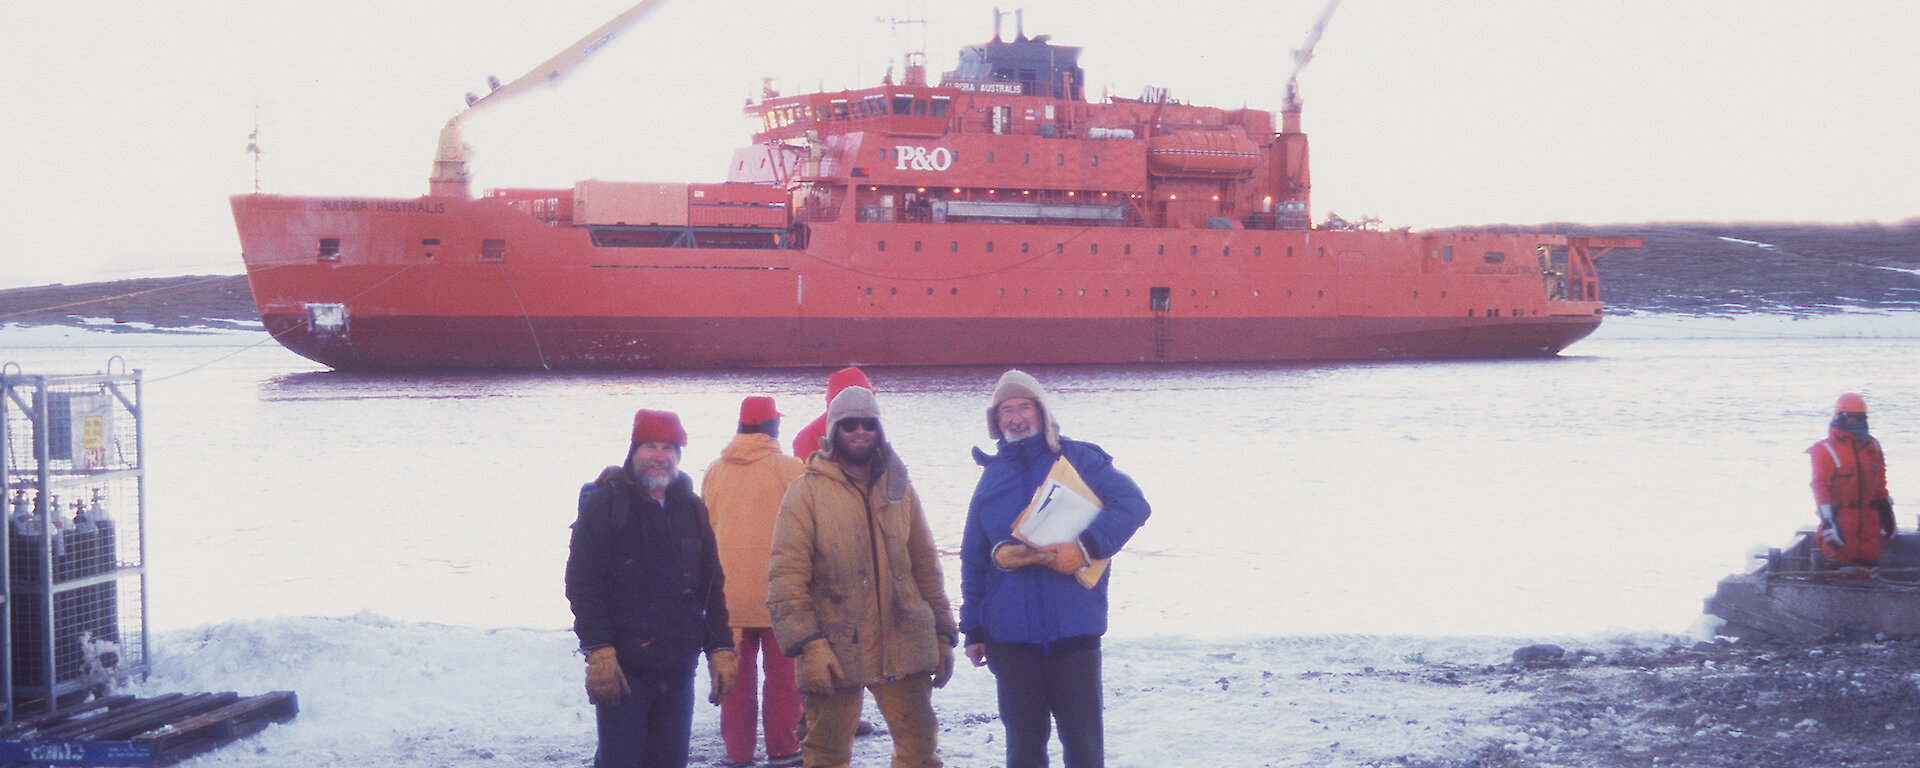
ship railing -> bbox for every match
[794,204,841,223]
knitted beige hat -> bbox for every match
[986,369,1060,452]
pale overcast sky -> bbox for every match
[2,0,1916,288]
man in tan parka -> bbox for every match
[768,385,956,768]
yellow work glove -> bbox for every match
[796,639,844,695]
[933,640,954,688]
[708,649,739,705]
[1043,541,1088,575]
[585,646,630,707]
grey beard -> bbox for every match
[640,468,674,494]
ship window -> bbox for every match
[1057,288,1064,296]
[950,241,958,252]
[1090,244,1098,255]
[1055,243,1064,253]
[1222,246,1230,256]
[831,102,849,119]
[1078,288,1086,296]
[989,152,996,163]
[894,96,914,114]
[1056,154,1064,165]
[879,148,889,160]
[1317,290,1324,297]
[878,240,885,251]
[1091,155,1099,166]
[1212,289,1219,296]
[1190,289,1197,296]
[987,242,995,253]
[951,288,958,295]
[1468,309,1474,317]
[1123,244,1131,255]
[914,99,928,116]
[927,288,935,295]
[1190,245,1198,256]
[1150,287,1171,312]
[929,98,950,117]
[1022,242,1029,253]
[1023,153,1030,164]
[890,287,897,295]
[1157,245,1165,255]
[421,238,439,260]
[317,238,340,261]
[914,241,922,252]
[1483,251,1506,263]
[1254,290,1261,297]
[1286,247,1293,258]
[999,288,1005,295]
[1102,289,1109,296]
[1318,247,1326,258]
[481,239,506,262]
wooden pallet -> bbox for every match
[0,691,298,766]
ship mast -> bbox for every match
[429,0,671,197]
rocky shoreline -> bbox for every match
[1393,637,1920,767]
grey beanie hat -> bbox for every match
[986,369,1061,452]
[819,386,882,458]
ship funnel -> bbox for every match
[992,7,1003,42]
[1016,9,1026,41]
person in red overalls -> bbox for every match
[1809,392,1895,568]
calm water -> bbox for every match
[4,319,1915,641]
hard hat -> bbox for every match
[1834,392,1868,414]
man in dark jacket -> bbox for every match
[960,370,1150,768]
[566,408,738,768]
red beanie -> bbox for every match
[631,409,688,447]
[739,396,782,426]
[826,366,873,402]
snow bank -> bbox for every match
[141,616,1685,768]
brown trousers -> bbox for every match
[801,676,940,768]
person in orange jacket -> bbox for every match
[792,367,873,461]
[704,397,808,768]
[1810,392,1895,569]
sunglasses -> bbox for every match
[837,417,880,433]
[1838,412,1868,422]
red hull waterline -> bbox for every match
[255,313,1601,370]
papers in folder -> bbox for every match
[1011,457,1111,588]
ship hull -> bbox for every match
[233,193,1609,371]
[255,312,1599,370]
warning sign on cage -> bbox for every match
[68,393,116,470]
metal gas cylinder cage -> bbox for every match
[0,360,151,722]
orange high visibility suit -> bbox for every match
[1809,425,1892,566]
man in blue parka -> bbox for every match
[959,370,1150,768]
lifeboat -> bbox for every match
[1146,129,1260,176]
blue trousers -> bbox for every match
[595,665,697,768]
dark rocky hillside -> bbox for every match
[1,221,1916,331]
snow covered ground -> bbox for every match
[138,614,1678,768]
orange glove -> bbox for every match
[1043,542,1088,575]
[797,639,843,695]
[992,542,1054,570]
[932,640,954,688]
[585,646,630,707]
[707,649,739,705]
